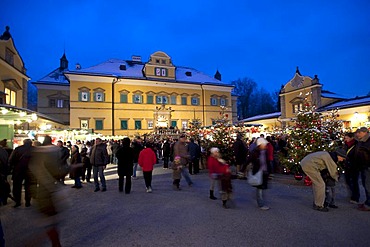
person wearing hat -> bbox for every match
[354,127,370,211]
[343,132,360,204]
[245,137,271,210]
[300,148,346,212]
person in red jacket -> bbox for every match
[207,147,233,209]
[138,142,157,193]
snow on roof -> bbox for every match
[67,59,232,87]
[67,59,145,78]
[175,66,229,86]
[241,112,281,122]
[321,90,347,99]
[33,68,69,85]
[319,95,370,111]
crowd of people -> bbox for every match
[0,126,369,245]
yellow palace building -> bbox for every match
[65,51,236,137]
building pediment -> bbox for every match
[47,91,69,99]
[2,79,21,90]
[93,87,105,92]
[289,97,304,104]
[78,86,90,91]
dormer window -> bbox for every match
[290,97,304,113]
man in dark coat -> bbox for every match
[188,138,201,174]
[354,127,370,211]
[116,138,134,193]
[162,139,171,169]
[90,138,109,192]
[8,139,33,208]
[57,140,70,185]
[233,133,248,177]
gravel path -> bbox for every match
[2,163,370,247]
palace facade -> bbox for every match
[64,51,236,137]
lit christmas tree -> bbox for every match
[188,116,202,141]
[205,106,235,164]
[281,97,343,174]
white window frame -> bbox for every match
[95,92,104,102]
[81,92,89,102]
[211,97,218,106]
[134,94,142,103]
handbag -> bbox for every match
[248,169,263,186]
[69,163,83,179]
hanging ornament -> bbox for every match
[304,176,312,186]
[294,172,303,181]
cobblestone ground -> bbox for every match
[2,162,370,247]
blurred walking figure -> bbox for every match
[173,134,193,186]
[138,142,157,193]
[116,137,134,193]
[8,138,33,208]
[90,138,109,192]
[131,136,143,179]
[208,147,233,208]
[28,135,65,247]
[245,138,271,210]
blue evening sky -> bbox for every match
[1,0,370,98]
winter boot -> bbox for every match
[222,200,229,209]
[210,190,217,200]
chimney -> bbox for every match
[132,55,141,62]
[214,70,221,81]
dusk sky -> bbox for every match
[2,0,370,98]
